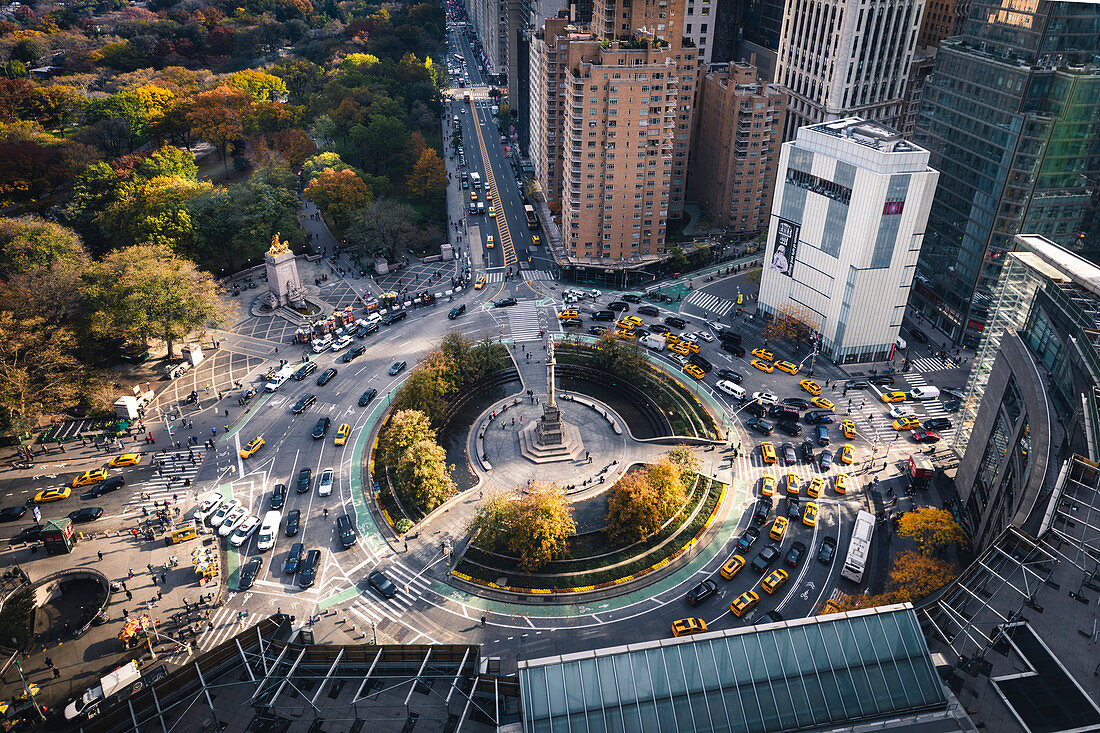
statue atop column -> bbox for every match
[265,232,305,308]
[537,340,564,446]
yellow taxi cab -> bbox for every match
[684,364,705,380]
[624,316,643,327]
[803,501,819,527]
[760,442,777,464]
[762,568,789,594]
[807,476,824,498]
[558,310,580,320]
[664,332,680,345]
[720,554,746,580]
[671,617,708,637]
[730,590,760,617]
[71,469,108,487]
[821,599,842,615]
[474,277,485,290]
[614,328,635,340]
[108,453,142,468]
[737,293,744,306]
[785,472,800,495]
[841,420,857,439]
[811,397,835,411]
[469,191,478,201]
[239,437,265,458]
[685,340,700,353]
[839,444,854,464]
[881,390,907,403]
[760,475,776,497]
[35,487,71,503]
[488,205,496,217]
[775,360,799,375]
[668,341,691,356]
[486,236,494,249]
[752,347,774,361]
[751,359,775,373]
[892,416,920,430]
[799,379,822,396]
[834,473,851,494]
[770,515,788,541]
[532,235,541,246]
[334,423,351,446]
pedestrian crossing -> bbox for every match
[684,290,737,318]
[346,560,432,632]
[122,449,205,516]
[733,450,865,498]
[521,269,554,282]
[508,301,543,341]
[907,355,958,373]
[484,271,507,283]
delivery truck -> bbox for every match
[65,661,143,720]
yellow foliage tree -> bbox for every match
[469,482,576,571]
[896,506,967,556]
[760,302,820,350]
[406,147,447,201]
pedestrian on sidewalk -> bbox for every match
[53,668,61,679]
[45,657,53,668]
[126,590,133,601]
[161,571,167,584]
[156,589,162,600]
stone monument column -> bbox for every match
[520,339,583,462]
[264,234,307,308]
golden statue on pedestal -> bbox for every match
[268,233,290,257]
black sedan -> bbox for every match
[685,579,718,605]
[786,496,801,518]
[664,316,687,329]
[818,450,834,470]
[924,417,953,431]
[311,417,330,439]
[722,342,746,357]
[746,418,774,435]
[560,318,583,328]
[716,368,743,383]
[752,498,772,525]
[368,570,398,598]
[238,558,262,590]
[284,542,304,573]
[817,536,837,563]
[382,311,407,325]
[648,323,671,334]
[751,543,781,573]
[388,361,407,375]
[943,399,962,412]
[800,440,815,462]
[68,507,104,523]
[493,298,518,308]
[295,468,312,494]
[608,301,629,312]
[782,397,810,410]
[869,375,895,386]
[780,443,797,465]
[777,420,803,437]
[736,526,760,552]
[358,388,378,407]
[82,475,125,500]
[317,368,338,386]
[784,541,807,567]
[588,326,609,336]
[285,509,301,536]
[0,506,27,522]
[13,526,42,544]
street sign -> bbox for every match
[32,506,40,524]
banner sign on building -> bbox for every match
[770,219,800,278]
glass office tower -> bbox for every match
[910,0,1100,347]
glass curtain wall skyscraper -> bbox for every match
[909,0,1100,347]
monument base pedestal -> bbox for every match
[518,422,584,464]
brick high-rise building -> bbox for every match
[529,0,699,272]
[688,58,787,234]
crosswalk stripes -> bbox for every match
[122,449,203,516]
[684,290,737,317]
[508,301,542,341]
[907,356,955,373]
[521,270,554,282]
[484,271,506,283]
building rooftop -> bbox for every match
[518,605,968,733]
[918,453,1100,733]
[1017,234,1100,301]
[810,118,921,154]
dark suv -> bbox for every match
[270,483,286,510]
[752,497,772,525]
[311,416,331,439]
[293,362,318,380]
[664,316,688,329]
[295,467,312,493]
[336,514,356,549]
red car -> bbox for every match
[912,430,941,443]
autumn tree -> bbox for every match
[468,482,576,571]
[343,199,417,259]
[380,409,455,514]
[391,334,508,424]
[897,507,967,557]
[28,85,85,134]
[83,243,228,357]
[760,302,820,351]
[304,168,371,227]
[258,129,316,168]
[228,69,288,101]
[606,451,695,545]
[186,85,252,173]
[888,551,958,601]
[590,332,647,382]
[406,147,447,200]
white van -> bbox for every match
[910,386,940,401]
[311,335,333,353]
[716,380,746,400]
[256,510,281,551]
[895,336,908,350]
[265,365,295,392]
[469,171,481,186]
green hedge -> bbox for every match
[454,478,724,590]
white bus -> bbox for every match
[840,510,875,583]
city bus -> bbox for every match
[840,510,875,583]
[524,204,538,230]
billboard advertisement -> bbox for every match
[770,219,800,278]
